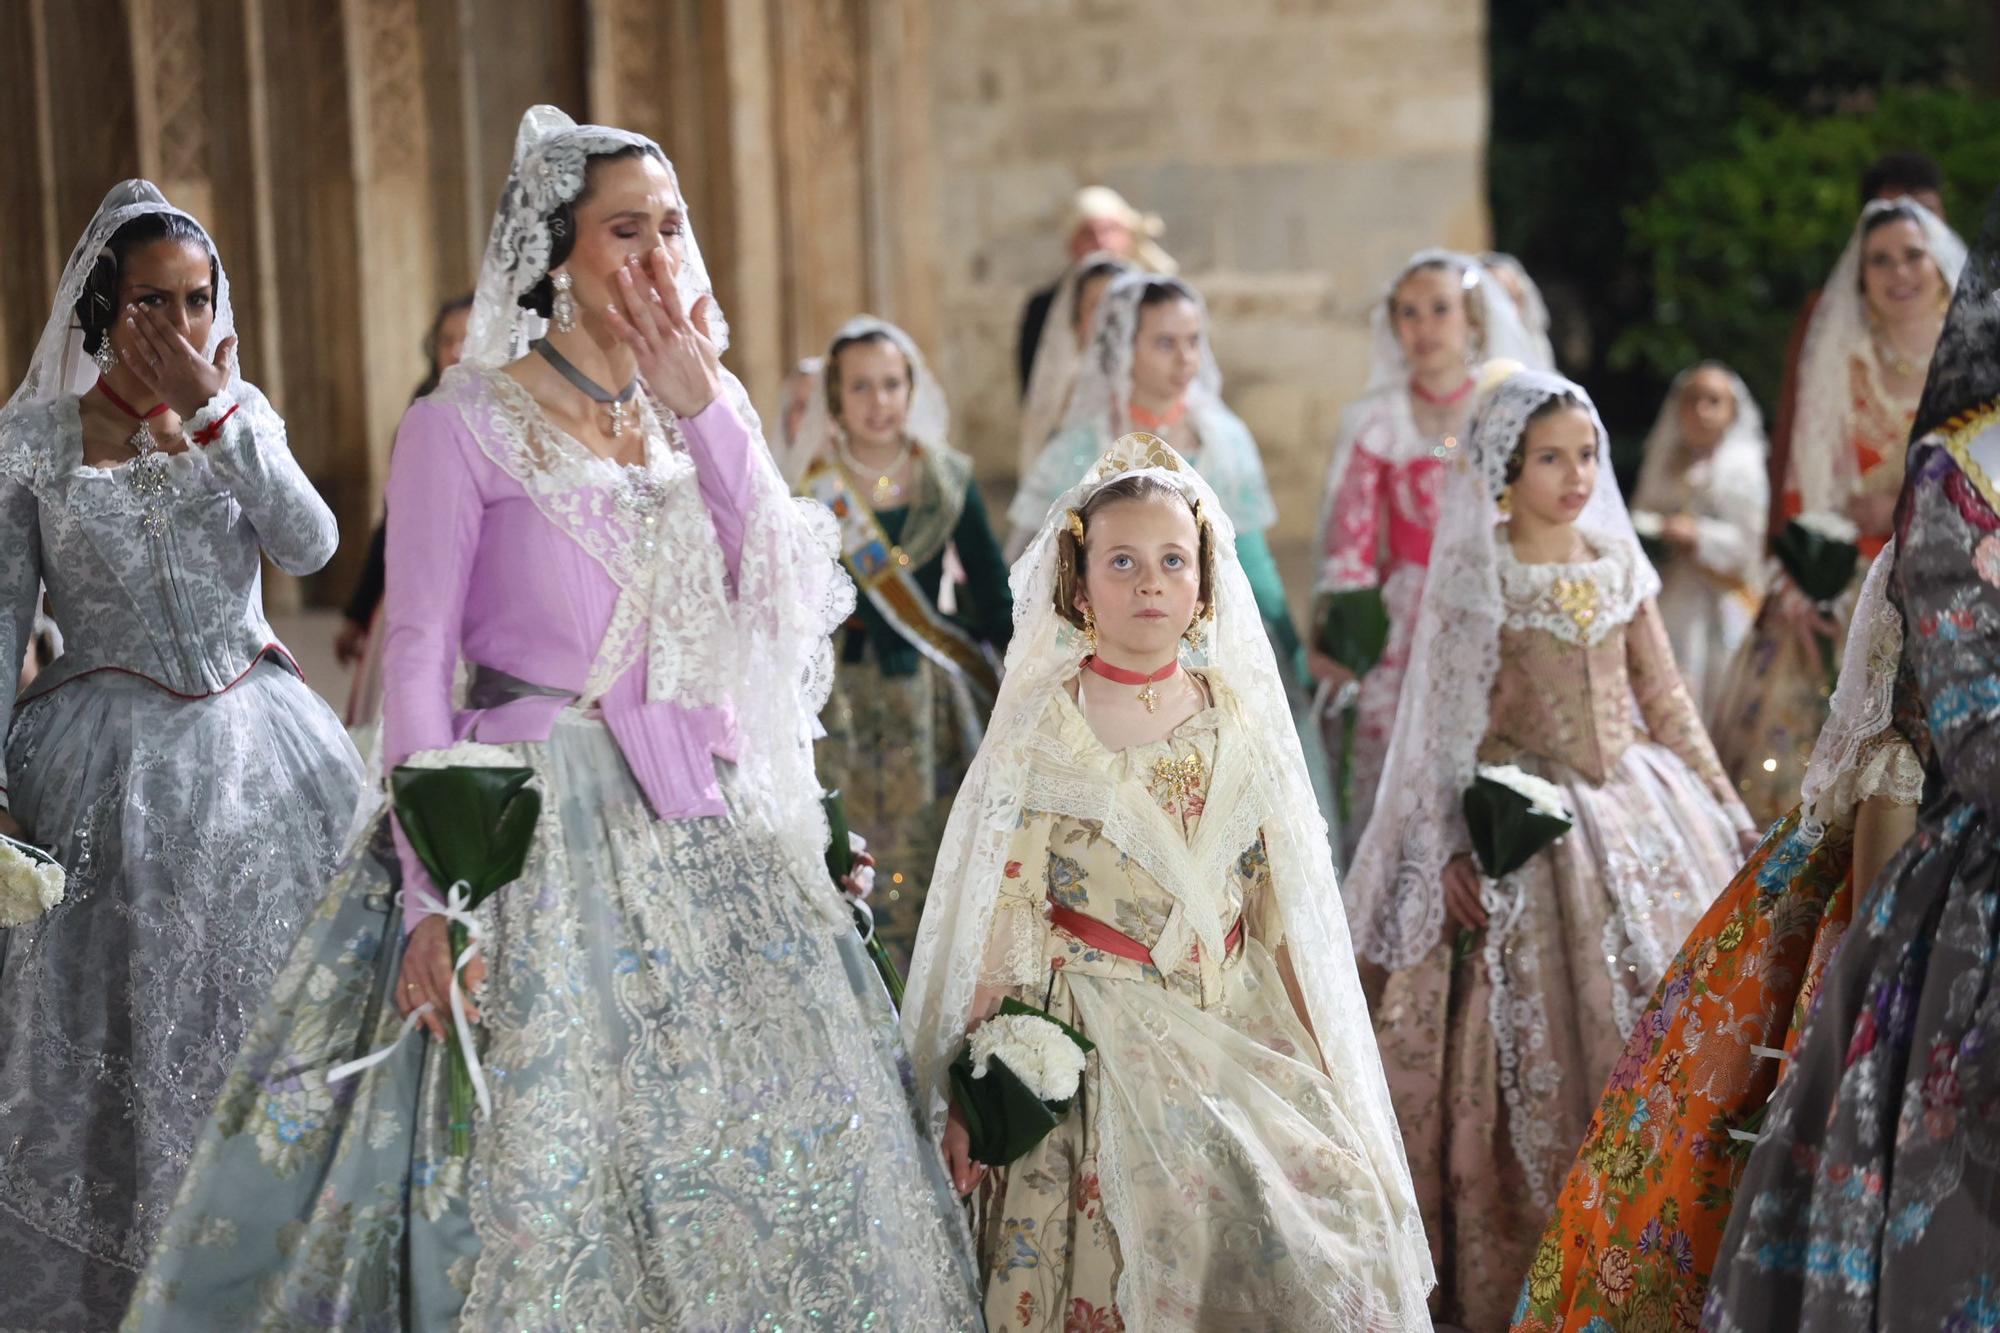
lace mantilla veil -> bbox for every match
[1800,187,2000,838]
[1006,270,1278,543]
[1480,251,1557,371]
[1318,250,1546,511]
[6,180,242,417]
[1787,198,1966,516]
[1349,369,1658,970]
[1630,362,1769,513]
[783,315,973,545]
[1017,249,1133,480]
[901,431,1433,1314]
[454,105,853,896]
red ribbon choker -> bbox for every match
[1083,654,1179,687]
[97,379,167,421]
[1410,375,1475,406]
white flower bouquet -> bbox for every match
[949,998,1096,1166]
[0,832,65,928]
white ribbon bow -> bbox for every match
[327,880,493,1125]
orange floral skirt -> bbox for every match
[1509,809,1856,1332]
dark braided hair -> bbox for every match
[75,212,214,356]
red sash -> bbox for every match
[1048,902,1243,969]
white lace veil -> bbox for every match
[460,105,853,895]
[1017,250,1134,479]
[1350,369,1657,969]
[782,314,962,488]
[1479,251,1556,371]
[903,431,1430,1300]
[1787,198,1965,515]
[1630,362,1769,513]
[1361,250,1543,395]
[1318,251,1547,512]
[1007,271,1277,543]
[1799,188,2000,837]
[7,179,240,413]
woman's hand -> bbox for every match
[603,246,723,420]
[0,809,26,841]
[840,849,877,901]
[396,914,486,1042]
[1776,577,1840,661]
[1306,647,1356,693]
[333,618,370,668]
[123,304,234,423]
[1442,853,1487,931]
[1660,513,1700,550]
[941,1101,986,1196]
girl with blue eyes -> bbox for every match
[1346,370,1755,1330]
[906,434,1436,1331]
[0,182,365,1328]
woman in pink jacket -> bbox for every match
[127,107,981,1332]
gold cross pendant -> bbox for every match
[607,399,630,438]
[1136,682,1160,713]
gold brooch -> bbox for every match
[1552,576,1599,634]
[1151,751,1206,807]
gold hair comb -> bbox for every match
[1067,509,1085,541]
[1090,431,1184,481]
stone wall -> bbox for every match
[927,0,1492,595]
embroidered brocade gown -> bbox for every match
[812,450,1012,966]
[1511,693,1924,1333]
[1372,541,1749,1332]
[123,368,982,1331]
[0,387,365,1331]
[1712,358,1916,825]
[977,676,1431,1333]
[1316,390,1455,859]
[1704,424,2000,1331]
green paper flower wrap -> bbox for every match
[1773,513,1860,693]
[1315,587,1391,821]
[390,752,542,1156]
[1455,767,1574,966]
[823,789,906,1009]
[949,998,1097,1167]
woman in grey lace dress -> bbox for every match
[0,181,366,1329]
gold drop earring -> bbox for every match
[1496,485,1513,517]
[1081,606,1098,655]
[1183,605,1207,652]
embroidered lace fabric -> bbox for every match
[903,434,1435,1330]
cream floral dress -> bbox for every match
[976,674,1427,1333]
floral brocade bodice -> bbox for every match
[987,688,1284,1011]
[1479,541,1736,802]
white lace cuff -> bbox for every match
[1810,736,1924,829]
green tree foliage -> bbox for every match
[1489,0,1983,433]
[1612,90,2000,412]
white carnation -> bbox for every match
[1794,510,1860,544]
[1629,509,1665,539]
[969,1012,1088,1103]
[1477,763,1571,821]
[401,742,525,770]
[0,837,66,928]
